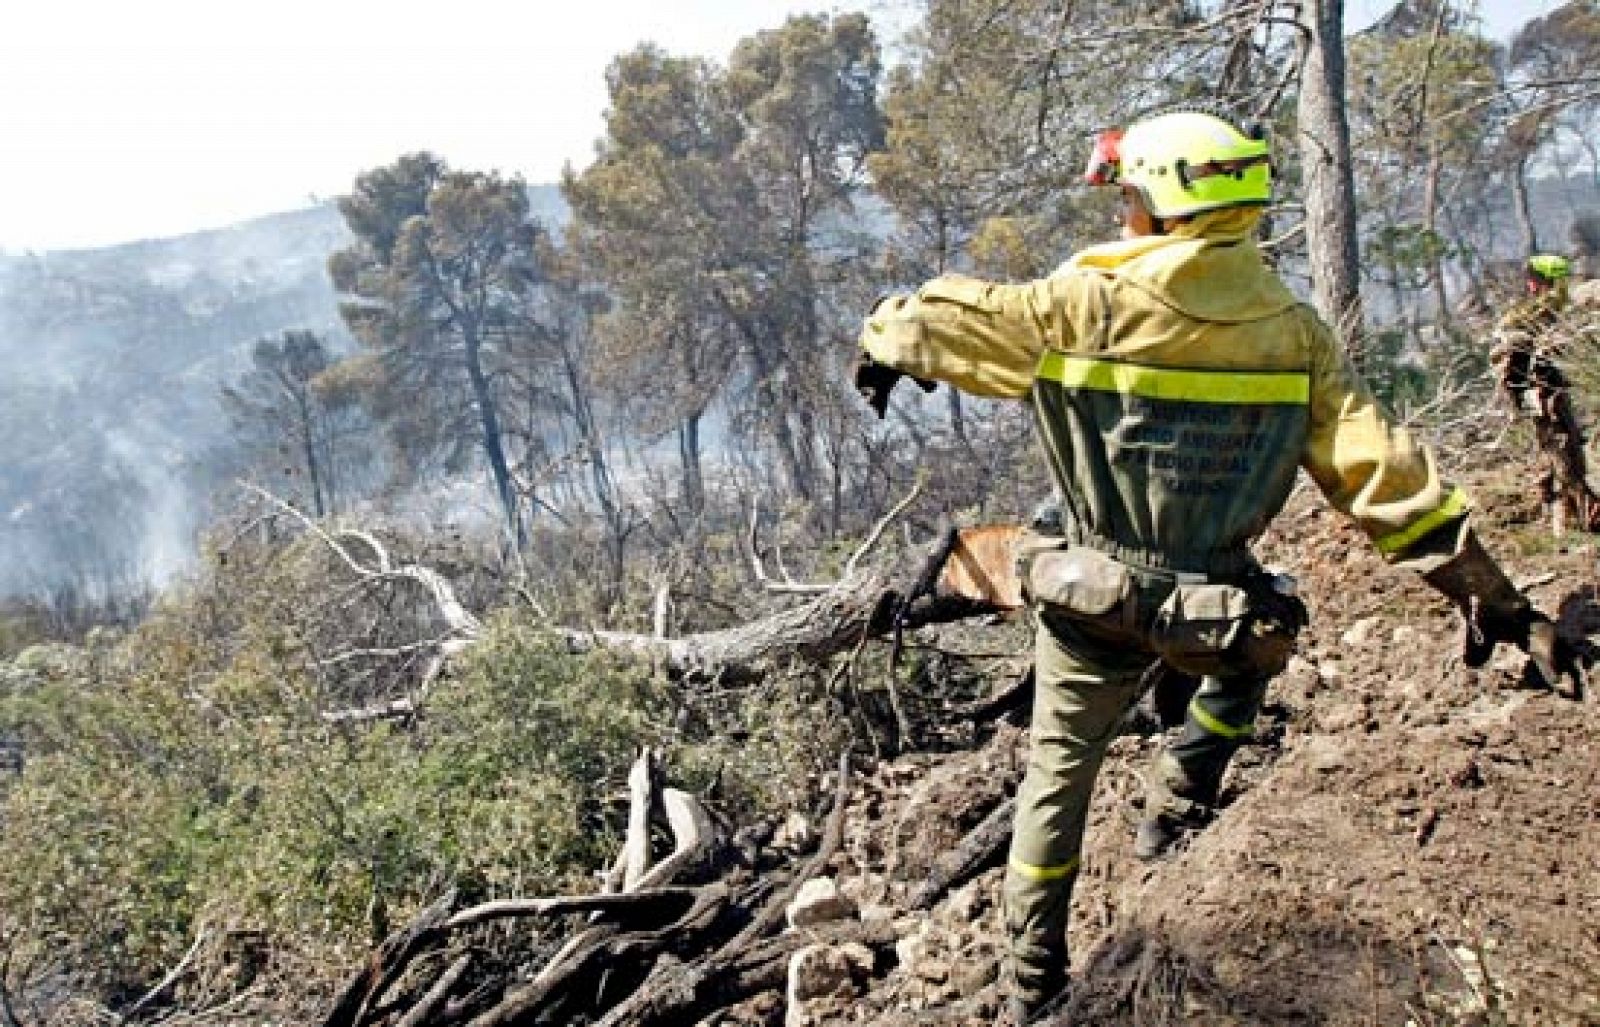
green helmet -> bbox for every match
[1527,254,1572,283]
[1109,110,1272,219]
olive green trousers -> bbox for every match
[1002,610,1270,999]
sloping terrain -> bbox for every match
[5,460,1594,1027]
[770,469,1600,1026]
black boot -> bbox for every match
[1003,982,1071,1025]
[1002,961,1070,1026]
[1134,803,1211,862]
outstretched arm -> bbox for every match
[1298,312,1575,692]
[857,275,1063,400]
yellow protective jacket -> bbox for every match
[860,210,1468,574]
[1497,286,1568,336]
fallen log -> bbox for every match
[553,569,1004,684]
[909,796,1015,911]
[555,523,1023,685]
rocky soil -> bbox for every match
[742,471,1600,1027]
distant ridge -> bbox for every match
[0,182,564,599]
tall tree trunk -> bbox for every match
[296,391,327,518]
[713,286,815,502]
[464,333,523,548]
[1423,145,1450,329]
[747,347,814,501]
[1296,0,1366,367]
[678,413,704,515]
[1510,152,1540,257]
[319,412,344,515]
[558,338,628,591]
[1442,203,1489,317]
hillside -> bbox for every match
[0,186,567,603]
[1,423,1595,1025]
[777,466,1600,1026]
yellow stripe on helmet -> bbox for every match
[1037,352,1309,405]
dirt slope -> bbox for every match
[768,473,1600,1027]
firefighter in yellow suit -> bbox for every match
[852,109,1571,1021]
[1490,254,1600,532]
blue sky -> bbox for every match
[0,0,1558,252]
[1349,0,1559,39]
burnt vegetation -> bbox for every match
[4,1,1600,1024]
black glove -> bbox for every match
[853,352,936,419]
[1424,530,1581,696]
[1466,605,1581,698]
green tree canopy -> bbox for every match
[567,14,885,504]
[330,155,550,543]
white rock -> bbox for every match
[787,877,858,929]
[1306,737,1347,772]
[1341,616,1381,647]
[894,927,951,983]
[838,942,876,975]
[1318,701,1367,733]
[1491,648,1524,673]
[774,811,815,851]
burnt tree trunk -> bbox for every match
[556,543,1010,684]
[1296,0,1366,367]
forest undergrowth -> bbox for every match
[2,383,1598,1027]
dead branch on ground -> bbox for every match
[317,749,892,1027]
[251,480,1014,722]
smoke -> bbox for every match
[101,427,203,587]
[0,204,355,606]
[1570,212,1600,277]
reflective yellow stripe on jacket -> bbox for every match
[1036,352,1310,406]
[1374,488,1472,555]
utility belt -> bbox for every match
[1056,520,1257,581]
[1018,523,1307,678]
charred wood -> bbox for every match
[322,888,456,1027]
[909,796,1015,911]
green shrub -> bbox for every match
[0,606,800,1010]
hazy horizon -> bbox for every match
[0,0,1554,255]
[1,0,908,254]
